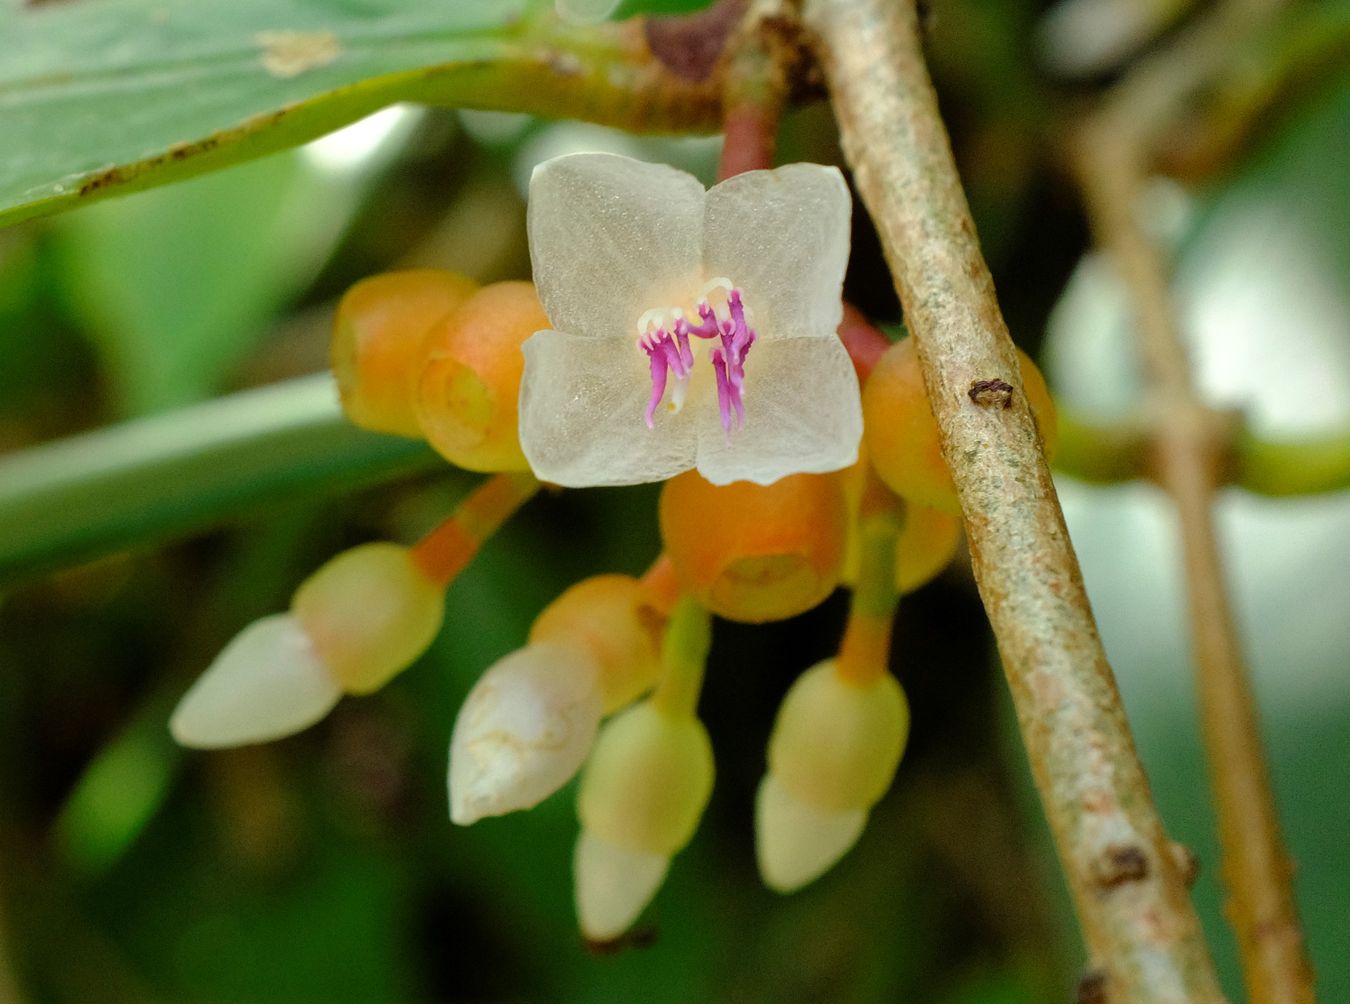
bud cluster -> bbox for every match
[169,265,1059,945]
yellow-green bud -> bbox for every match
[577,702,713,856]
[291,542,445,695]
[768,660,909,813]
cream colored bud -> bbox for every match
[573,831,670,942]
[755,774,866,893]
[170,614,341,748]
[291,542,444,695]
[577,701,714,856]
[449,643,603,825]
[768,660,909,813]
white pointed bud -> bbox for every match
[755,774,866,893]
[449,642,603,825]
[755,660,908,890]
[572,700,713,937]
[170,614,341,748]
[573,831,670,942]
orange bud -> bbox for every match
[529,574,663,713]
[332,269,478,437]
[416,281,546,472]
[659,471,847,623]
[895,502,962,594]
[863,338,1057,513]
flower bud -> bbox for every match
[574,701,714,938]
[659,471,848,623]
[894,502,962,594]
[863,338,1057,513]
[841,470,963,594]
[291,543,445,695]
[332,269,478,437]
[755,774,866,893]
[529,574,662,713]
[755,660,909,891]
[449,642,603,825]
[573,832,670,942]
[769,660,908,812]
[170,614,341,748]
[416,281,546,473]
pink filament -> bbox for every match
[639,288,757,438]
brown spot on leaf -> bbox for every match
[256,29,341,79]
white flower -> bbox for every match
[520,153,862,488]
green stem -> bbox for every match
[651,595,711,719]
[836,508,901,685]
[1237,427,1350,497]
[0,375,437,585]
[1052,410,1151,486]
[1054,408,1350,498]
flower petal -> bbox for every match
[519,329,698,486]
[170,614,341,749]
[528,153,704,341]
[695,336,862,486]
[703,164,850,340]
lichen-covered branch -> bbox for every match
[1071,1,1315,998]
[804,0,1223,999]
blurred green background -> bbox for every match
[0,0,1347,1000]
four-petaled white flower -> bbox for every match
[519,153,863,487]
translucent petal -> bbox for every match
[528,153,703,341]
[755,773,867,893]
[703,163,850,340]
[170,614,341,749]
[695,336,862,486]
[448,643,603,825]
[519,329,698,486]
[574,830,670,941]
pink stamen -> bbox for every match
[642,333,670,429]
[638,287,757,436]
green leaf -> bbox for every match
[55,150,360,415]
[0,374,437,584]
[0,0,719,229]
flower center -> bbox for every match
[636,278,758,440]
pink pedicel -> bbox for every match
[639,287,758,440]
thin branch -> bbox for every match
[1072,3,1315,999]
[804,1,1222,999]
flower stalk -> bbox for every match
[410,471,540,586]
[836,489,901,686]
[650,595,712,719]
